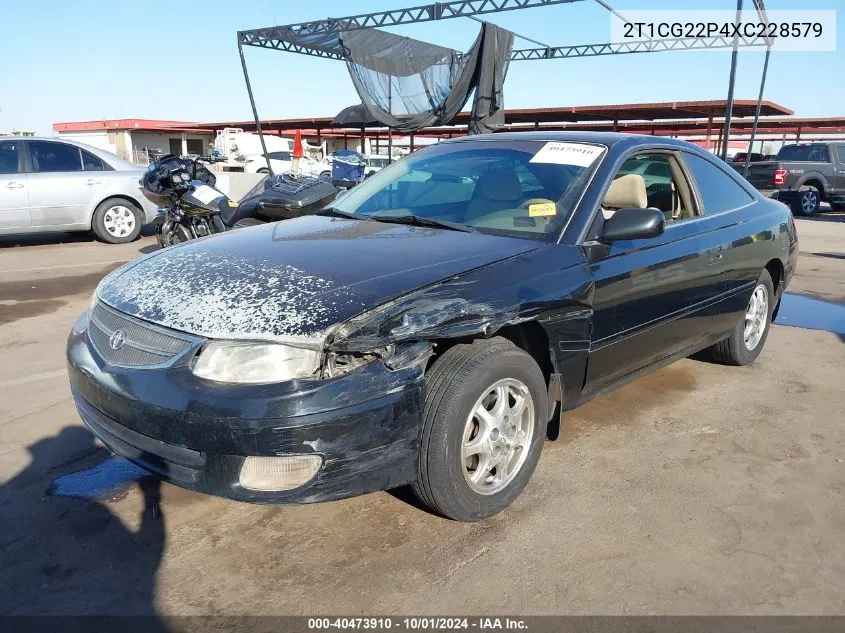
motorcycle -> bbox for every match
[141,155,340,248]
[141,155,230,248]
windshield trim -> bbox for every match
[549,143,608,244]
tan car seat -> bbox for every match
[601,174,648,219]
[465,169,523,222]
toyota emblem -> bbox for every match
[109,329,126,351]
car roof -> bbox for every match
[442,130,704,152]
[4,136,138,170]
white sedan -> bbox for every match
[244,151,330,177]
[0,137,159,243]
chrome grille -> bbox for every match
[89,302,196,368]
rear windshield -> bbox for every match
[332,139,606,241]
[776,144,830,162]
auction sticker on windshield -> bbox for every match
[530,142,605,167]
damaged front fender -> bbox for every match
[326,245,595,406]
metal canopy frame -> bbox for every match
[236,0,770,170]
[238,0,767,60]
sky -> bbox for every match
[1,0,842,135]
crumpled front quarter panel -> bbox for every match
[331,244,594,402]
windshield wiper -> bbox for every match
[315,207,361,220]
[371,213,477,233]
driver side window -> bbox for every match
[608,153,694,224]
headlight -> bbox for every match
[192,341,319,384]
[88,288,99,316]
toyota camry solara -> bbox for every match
[67,132,798,521]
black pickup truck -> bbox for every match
[740,142,845,215]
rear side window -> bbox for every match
[776,144,830,162]
[81,149,109,171]
[30,141,82,173]
[683,153,754,214]
[0,141,21,174]
[269,151,291,161]
[836,146,845,163]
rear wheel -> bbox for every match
[791,188,820,216]
[708,269,774,366]
[257,168,269,175]
[412,338,548,521]
[92,198,142,244]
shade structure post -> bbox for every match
[238,36,273,176]
[744,46,771,177]
[720,0,744,161]
[387,79,393,162]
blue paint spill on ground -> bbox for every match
[47,456,150,501]
[776,293,845,336]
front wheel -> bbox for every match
[708,269,774,366]
[92,199,143,244]
[412,338,548,521]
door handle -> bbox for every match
[86,178,102,185]
[5,182,24,189]
[707,246,724,264]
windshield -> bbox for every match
[332,139,605,241]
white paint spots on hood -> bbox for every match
[97,248,362,347]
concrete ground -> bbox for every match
[0,211,843,616]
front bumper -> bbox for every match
[66,313,425,504]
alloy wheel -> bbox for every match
[103,205,136,238]
[801,191,818,215]
[743,283,769,350]
[461,378,535,495]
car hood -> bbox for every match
[97,216,541,347]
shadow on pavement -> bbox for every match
[0,224,157,250]
[800,211,845,224]
[0,426,168,628]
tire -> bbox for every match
[91,198,143,244]
[709,269,774,366]
[257,168,269,175]
[232,218,265,229]
[791,187,820,216]
[411,337,548,521]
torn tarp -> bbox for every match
[334,22,514,134]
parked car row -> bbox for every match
[68,132,797,521]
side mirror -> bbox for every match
[600,207,665,242]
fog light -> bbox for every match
[238,455,322,492]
